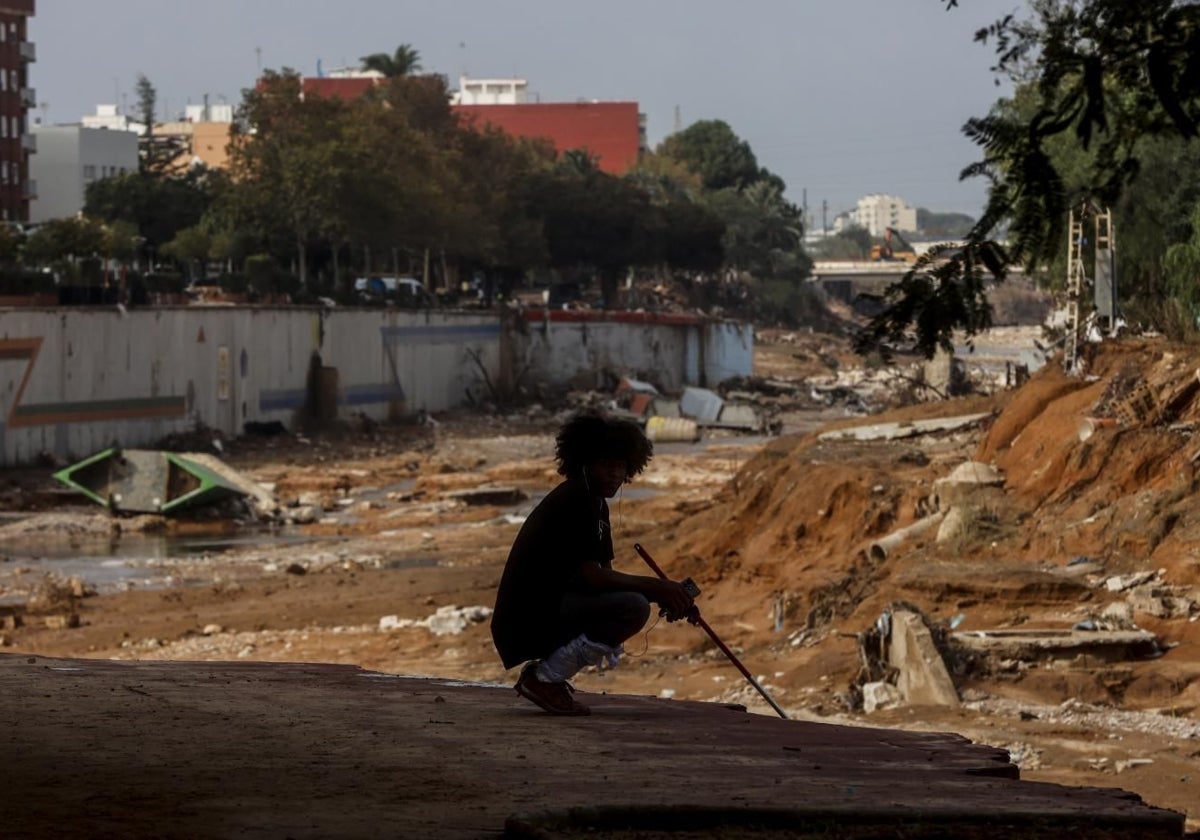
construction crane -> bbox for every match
[869,227,918,263]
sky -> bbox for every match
[30,0,1020,221]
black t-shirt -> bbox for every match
[491,477,612,668]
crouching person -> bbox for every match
[490,411,695,715]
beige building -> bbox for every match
[156,119,233,170]
[81,102,234,171]
[852,194,918,237]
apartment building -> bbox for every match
[0,0,35,222]
[852,194,918,237]
[29,125,137,222]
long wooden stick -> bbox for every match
[634,543,789,720]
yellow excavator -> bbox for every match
[869,227,918,263]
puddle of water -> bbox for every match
[0,529,342,601]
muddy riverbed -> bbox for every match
[3,327,1199,831]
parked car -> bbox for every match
[354,276,435,308]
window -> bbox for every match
[83,164,96,181]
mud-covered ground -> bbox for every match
[3,327,1199,831]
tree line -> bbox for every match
[8,57,812,322]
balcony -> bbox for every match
[21,133,35,152]
[19,41,34,62]
[22,178,35,199]
[20,87,35,108]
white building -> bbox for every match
[183,102,233,123]
[852,194,918,237]
[81,104,144,134]
[29,125,138,222]
[451,76,530,105]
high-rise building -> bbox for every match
[0,0,34,222]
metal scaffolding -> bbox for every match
[1064,203,1116,374]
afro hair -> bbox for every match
[555,410,653,479]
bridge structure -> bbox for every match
[810,260,911,305]
[810,260,1025,307]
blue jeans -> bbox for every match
[559,590,651,648]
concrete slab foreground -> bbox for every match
[0,654,1185,839]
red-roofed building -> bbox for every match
[298,71,645,175]
[453,101,641,174]
[301,75,379,100]
[450,76,643,175]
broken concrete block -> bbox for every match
[296,492,325,510]
[862,680,903,713]
[43,614,79,630]
[889,611,960,707]
[289,505,319,524]
[936,506,967,543]
[1105,571,1158,592]
[649,398,681,418]
[615,377,660,397]
[1100,601,1133,625]
[715,403,763,432]
[680,386,724,422]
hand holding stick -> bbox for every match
[634,543,789,720]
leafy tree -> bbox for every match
[810,227,871,260]
[84,168,218,257]
[103,220,139,270]
[529,166,658,306]
[657,120,764,192]
[858,0,1200,358]
[557,148,601,177]
[705,181,808,281]
[916,209,976,238]
[360,44,422,77]
[0,223,21,265]
[223,70,357,288]
[625,151,705,203]
[24,217,107,268]
[452,126,555,300]
[161,225,212,280]
[656,197,726,273]
[1164,204,1200,317]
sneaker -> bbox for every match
[514,662,591,716]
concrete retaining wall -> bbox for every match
[0,306,750,467]
[515,309,753,392]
